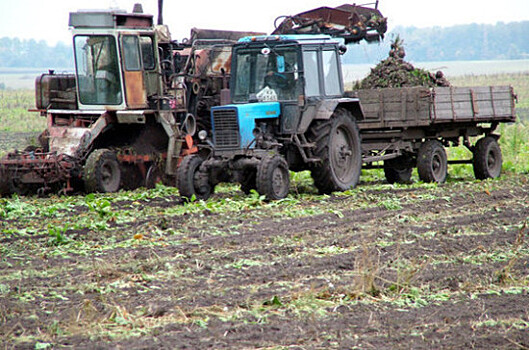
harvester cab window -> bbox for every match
[74,35,122,105]
[302,50,320,97]
[322,49,341,96]
[122,35,142,71]
[140,36,155,70]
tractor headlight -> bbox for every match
[198,130,208,141]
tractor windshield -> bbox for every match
[232,45,298,103]
[74,35,122,106]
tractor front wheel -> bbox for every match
[256,155,290,200]
[177,154,212,201]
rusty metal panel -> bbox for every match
[123,70,147,108]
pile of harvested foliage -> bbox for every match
[355,36,450,89]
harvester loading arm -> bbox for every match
[272,2,387,44]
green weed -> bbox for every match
[47,225,69,246]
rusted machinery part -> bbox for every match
[272,4,387,43]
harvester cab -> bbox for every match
[69,7,160,110]
[0,3,261,197]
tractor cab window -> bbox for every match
[322,50,341,96]
[74,35,122,105]
[302,50,320,97]
[232,45,298,103]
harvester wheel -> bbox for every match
[384,155,413,184]
[417,140,447,183]
[177,154,212,201]
[473,136,502,180]
[256,155,290,200]
[83,149,121,193]
[309,108,362,194]
[145,164,164,189]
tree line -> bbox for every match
[344,21,529,64]
[0,38,72,69]
[0,21,528,68]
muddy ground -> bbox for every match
[0,162,528,348]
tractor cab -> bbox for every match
[210,35,345,150]
[69,8,160,110]
[232,35,343,104]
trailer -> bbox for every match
[356,86,516,183]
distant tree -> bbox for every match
[0,37,73,69]
[342,21,529,64]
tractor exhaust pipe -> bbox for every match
[158,0,163,25]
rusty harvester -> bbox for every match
[0,3,262,196]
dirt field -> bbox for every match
[1,164,528,349]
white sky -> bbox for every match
[0,0,528,45]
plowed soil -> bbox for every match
[1,165,528,348]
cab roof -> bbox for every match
[238,34,338,45]
[69,9,153,29]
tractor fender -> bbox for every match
[297,97,364,134]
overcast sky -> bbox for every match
[0,0,528,45]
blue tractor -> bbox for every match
[177,34,365,200]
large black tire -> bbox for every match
[177,154,212,201]
[384,155,413,184]
[309,109,362,194]
[473,136,502,180]
[417,140,447,183]
[83,149,121,193]
[256,155,290,200]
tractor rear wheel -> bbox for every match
[256,155,290,200]
[473,136,502,180]
[83,149,121,193]
[309,108,362,194]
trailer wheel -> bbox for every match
[177,154,212,201]
[83,149,121,193]
[417,140,447,183]
[310,109,362,194]
[256,155,290,200]
[473,136,502,180]
[384,156,413,184]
